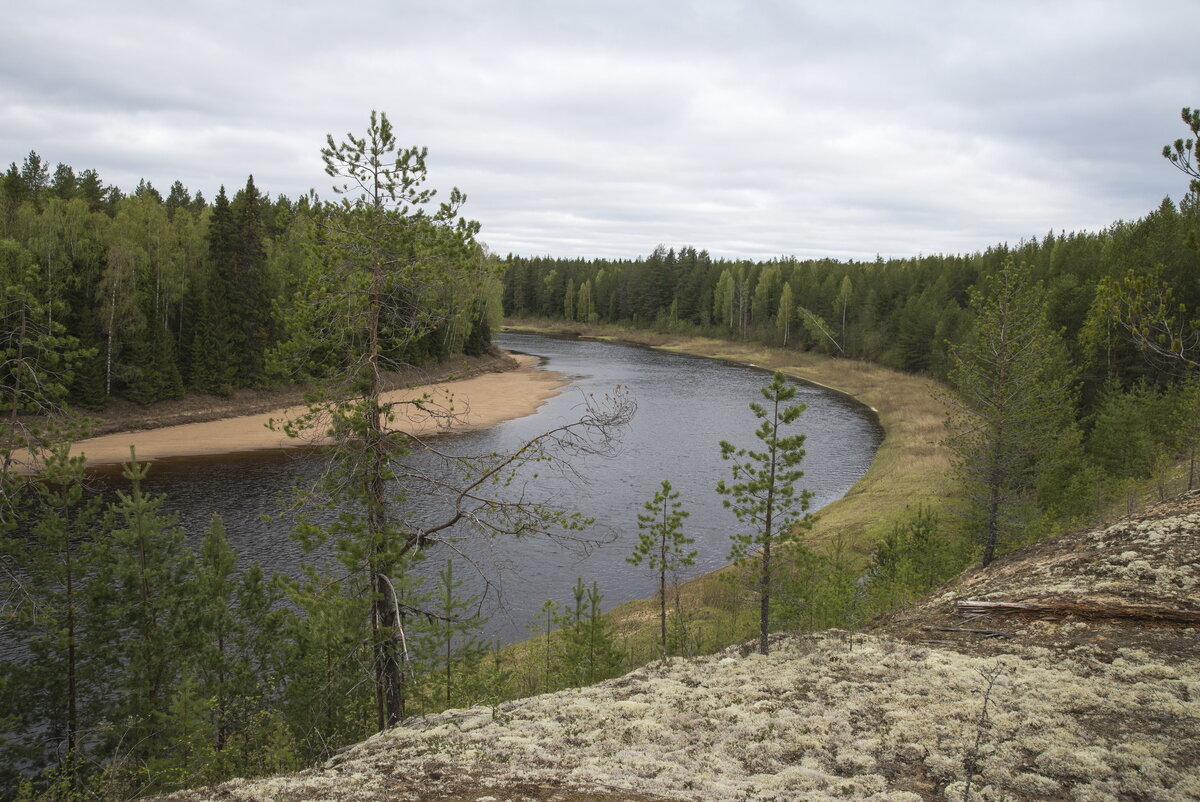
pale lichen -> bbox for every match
[160,499,1200,802]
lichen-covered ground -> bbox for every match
[162,493,1200,802]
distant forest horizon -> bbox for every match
[2,147,1197,416]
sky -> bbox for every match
[3,0,1197,262]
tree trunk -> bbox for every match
[659,525,667,661]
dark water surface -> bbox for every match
[88,333,882,644]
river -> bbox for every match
[89,333,882,644]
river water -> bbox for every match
[88,333,882,644]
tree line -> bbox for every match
[0,152,503,416]
[502,108,1200,558]
[502,198,1198,402]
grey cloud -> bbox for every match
[1,1,1196,261]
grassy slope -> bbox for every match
[502,320,961,663]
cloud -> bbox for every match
[2,0,1196,261]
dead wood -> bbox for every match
[957,599,1200,624]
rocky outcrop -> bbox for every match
[162,492,1200,801]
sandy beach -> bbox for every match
[50,354,564,468]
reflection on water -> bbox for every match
[84,333,883,644]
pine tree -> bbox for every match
[0,442,102,792]
[552,578,622,687]
[422,559,488,711]
[628,480,695,660]
[272,111,631,731]
[90,448,195,770]
[944,259,1077,565]
[717,370,813,655]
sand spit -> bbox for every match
[24,354,564,469]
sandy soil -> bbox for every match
[46,354,564,468]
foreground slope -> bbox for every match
[164,493,1200,802]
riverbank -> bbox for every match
[14,351,566,470]
[501,319,959,659]
[505,319,956,549]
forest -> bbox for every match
[1,108,1199,799]
[501,149,1200,533]
[0,154,502,415]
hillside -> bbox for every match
[159,492,1200,801]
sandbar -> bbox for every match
[47,354,564,468]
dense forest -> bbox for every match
[0,153,502,414]
[501,178,1200,530]
[502,199,1199,399]
[2,107,1199,799]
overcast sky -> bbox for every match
[3,1,1197,261]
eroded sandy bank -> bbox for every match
[45,354,564,468]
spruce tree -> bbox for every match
[230,176,272,383]
[279,563,374,759]
[200,187,240,389]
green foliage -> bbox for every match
[861,506,967,614]
[0,446,307,798]
[526,598,561,693]
[0,139,500,411]
[775,282,794,345]
[270,110,488,730]
[628,480,695,660]
[1,238,90,461]
[944,259,1078,565]
[418,559,490,712]
[1094,263,1200,374]
[775,537,861,632]
[278,562,374,759]
[267,112,634,736]
[1088,380,1177,480]
[1163,105,1200,198]
[89,450,197,768]
[519,579,624,695]
[552,578,623,688]
[717,370,813,654]
[0,441,101,792]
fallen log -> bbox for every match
[957,599,1200,624]
[923,626,1013,639]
